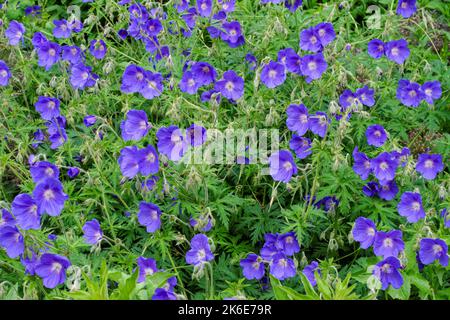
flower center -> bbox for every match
[319,115,326,126]
[197,249,206,260]
[425,88,432,96]
[379,161,388,170]
[230,29,237,36]
[374,130,381,137]
[151,210,158,220]
[411,202,420,211]
[383,238,393,248]
[51,262,62,273]
[391,47,399,56]
[82,72,89,80]
[148,81,157,89]
[71,48,78,55]
[225,81,234,91]
[432,244,443,254]
[48,101,56,109]
[381,263,392,273]
[318,29,325,37]
[252,261,260,269]
[139,120,147,130]
[49,49,56,56]
[171,134,181,143]
[300,114,307,123]
[408,90,417,97]
[310,36,317,44]
[424,160,434,168]
[308,61,317,71]
[0,70,7,77]
[188,79,196,87]
[285,236,293,243]
[268,70,277,78]
[401,2,408,8]
[43,189,55,200]
[145,267,154,276]
[201,3,207,10]
[202,66,210,73]
[278,259,287,267]
[283,161,293,171]
[364,161,370,169]
[367,227,375,236]
[136,72,144,80]
[45,167,54,176]
[146,152,155,163]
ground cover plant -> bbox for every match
[0,0,449,300]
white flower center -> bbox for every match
[44,189,55,200]
[51,262,62,273]
[380,162,388,170]
[411,202,420,211]
[308,62,317,71]
[383,238,393,248]
[424,160,434,168]
[391,47,399,56]
[268,70,277,78]
[225,81,234,91]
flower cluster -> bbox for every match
[396,79,442,107]
[368,39,410,64]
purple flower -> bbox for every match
[269,253,296,280]
[289,135,312,159]
[284,0,302,12]
[30,161,60,183]
[120,110,151,141]
[355,86,375,107]
[89,39,107,59]
[302,261,320,286]
[240,254,265,280]
[315,22,335,47]
[33,178,68,216]
[339,90,357,109]
[83,115,97,127]
[362,181,380,197]
[352,217,377,249]
[245,53,257,70]
[397,192,425,223]
[179,71,201,94]
[352,147,372,180]
[138,145,159,176]
[279,232,300,255]
[137,257,158,283]
[186,234,214,266]
[419,238,448,267]
[366,124,387,147]
[377,180,399,201]
[145,19,163,36]
[0,209,15,228]
[53,19,71,39]
[300,27,322,52]
[25,5,41,16]
[220,21,245,47]
[197,0,212,17]
[385,39,410,64]
[67,167,80,179]
[397,0,417,18]
[190,215,213,232]
[82,219,103,245]
[191,62,217,86]
[261,61,286,88]
[37,41,61,70]
[370,152,398,183]
[286,104,309,136]
[396,79,424,107]
[61,45,82,64]
[442,209,450,228]
[268,150,297,183]
[415,153,444,180]
[315,196,339,212]
[175,0,189,12]
[35,253,71,289]
[285,52,302,74]
[367,39,385,59]
[156,126,188,161]
[373,257,403,290]
[373,230,404,258]
[138,202,162,233]
[0,60,11,86]
[220,0,236,12]
[0,226,24,258]
[21,251,39,275]
[70,63,98,90]
[152,288,177,300]
[118,146,140,178]
[186,124,207,146]
[118,29,128,40]
[309,111,329,138]
[32,32,48,48]
[5,21,25,46]
[121,65,146,93]
[34,97,60,120]
[300,53,327,83]
[214,70,244,100]
[68,20,83,33]
[421,81,442,104]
